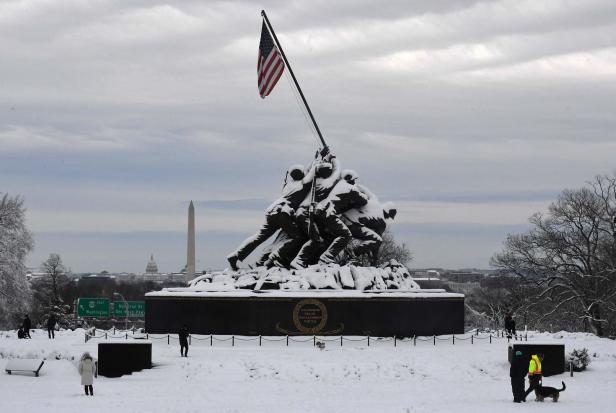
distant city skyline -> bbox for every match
[2,1,616,272]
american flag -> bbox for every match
[258,21,284,98]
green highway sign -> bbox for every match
[77,298,110,318]
[112,301,145,318]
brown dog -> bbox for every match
[535,381,566,402]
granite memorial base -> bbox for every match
[98,342,152,378]
[145,290,465,337]
[508,343,565,376]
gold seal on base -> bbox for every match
[292,298,328,334]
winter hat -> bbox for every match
[288,164,305,180]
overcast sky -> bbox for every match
[1,0,615,273]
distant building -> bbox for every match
[441,270,486,283]
[145,254,159,274]
[446,281,481,295]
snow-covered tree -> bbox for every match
[0,193,34,329]
[492,174,616,336]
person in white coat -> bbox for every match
[78,352,97,396]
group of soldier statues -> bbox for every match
[227,149,397,271]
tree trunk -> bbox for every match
[51,273,59,306]
[589,304,604,337]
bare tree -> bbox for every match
[41,253,66,306]
[0,193,34,328]
[492,175,616,336]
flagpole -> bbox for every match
[261,10,329,151]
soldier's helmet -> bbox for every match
[288,164,305,180]
[316,162,333,178]
[342,169,358,184]
[382,201,397,219]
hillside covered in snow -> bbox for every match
[1,329,615,412]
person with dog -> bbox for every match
[510,350,527,403]
[523,352,544,401]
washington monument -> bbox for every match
[186,200,196,281]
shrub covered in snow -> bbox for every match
[568,347,591,371]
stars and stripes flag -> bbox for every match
[258,21,285,98]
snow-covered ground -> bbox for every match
[1,329,615,412]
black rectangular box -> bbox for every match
[98,342,152,378]
[508,343,565,377]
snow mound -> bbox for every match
[187,260,420,291]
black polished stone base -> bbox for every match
[145,291,464,337]
[98,342,152,378]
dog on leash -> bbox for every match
[535,381,566,402]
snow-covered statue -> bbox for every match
[227,150,396,271]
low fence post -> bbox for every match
[126,333,128,340]
[394,336,397,347]
[367,335,370,347]
[286,335,289,347]
[413,335,416,346]
[313,335,316,347]
[167,334,170,345]
[489,334,492,344]
[452,335,455,345]
[105,332,107,340]
[232,336,235,347]
[113,327,116,335]
[471,335,473,344]
[433,335,436,346]
[146,333,148,340]
[340,336,343,347]
[570,362,573,377]
[210,334,213,347]
[259,335,262,347]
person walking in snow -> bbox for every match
[78,352,97,396]
[523,352,543,401]
[179,325,189,357]
[47,313,57,339]
[504,312,516,339]
[510,350,526,403]
[22,314,32,338]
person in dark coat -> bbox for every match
[22,314,32,338]
[178,325,189,357]
[510,350,527,402]
[17,327,25,339]
[504,313,516,338]
[47,313,57,339]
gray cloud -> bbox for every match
[1,0,615,271]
